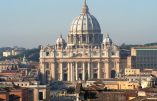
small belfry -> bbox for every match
[39,1,120,84]
[103,33,113,46]
[22,54,27,64]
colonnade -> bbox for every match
[59,62,102,82]
[40,60,120,83]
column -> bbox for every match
[71,63,74,82]
[60,62,63,81]
[104,60,111,79]
[116,60,120,73]
[50,62,55,80]
[87,35,89,44]
[67,63,71,81]
[43,89,46,100]
[91,62,93,79]
[40,62,46,84]
[88,62,91,80]
[82,62,86,80]
[92,34,94,44]
[34,88,39,101]
[98,62,101,79]
[75,63,78,81]
[80,35,82,44]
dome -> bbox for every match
[56,35,66,45]
[69,0,101,35]
[70,14,101,35]
[67,0,103,47]
[103,34,112,45]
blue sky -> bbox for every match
[0,0,157,48]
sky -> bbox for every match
[0,0,157,48]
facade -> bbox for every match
[85,79,139,90]
[0,82,49,101]
[0,87,33,101]
[40,0,121,83]
[3,48,25,57]
[0,60,20,72]
[130,88,157,101]
[125,68,157,78]
[0,58,39,78]
[3,51,11,57]
[127,46,157,69]
[125,68,140,75]
[75,83,137,101]
[124,74,156,88]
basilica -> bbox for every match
[40,0,121,83]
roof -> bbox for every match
[132,46,157,49]
[0,98,5,101]
[130,96,157,101]
[88,78,127,82]
[140,87,157,93]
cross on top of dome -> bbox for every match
[84,0,87,5]
[60,34,62,38]
[81,0,89,14]
[106,33,109,38]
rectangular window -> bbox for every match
[39,92,43,100]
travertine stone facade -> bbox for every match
[40,0,120,83]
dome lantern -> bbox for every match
[81,0,89,14]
